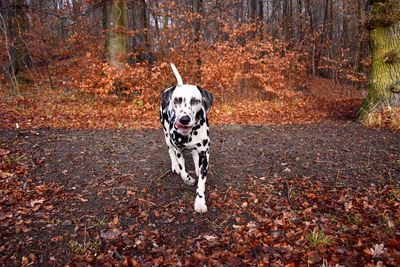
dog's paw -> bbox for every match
[183,174,195,186]
[194,197,207,213]
[171,166,180,175]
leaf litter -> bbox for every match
[0,123,399,265]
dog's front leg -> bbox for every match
[191,149,200,177]
[173,150,195,186]
[194,150,209,213]
[168,147,180,174]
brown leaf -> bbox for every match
[51,236,64,242]
[210,191,219,199]
[0,149,10,156]
[0,170,13,179]
[128,258,141,267]
[30,198,45,207]
[100,229,122,240]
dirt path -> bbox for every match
[1,123,399,265]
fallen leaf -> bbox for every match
[30,198,45,207]
[51,236,64,242]
[210,191,218,199]
[0,149,10,156]
[0,170,13,179]
[100,229,122,240]
[203,235,218,241]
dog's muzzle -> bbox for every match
[175,115,193,133]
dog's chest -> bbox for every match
[169,126,207,149]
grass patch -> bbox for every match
[361,106,400,129]
[68,239,102,255]
[93,216,108,228]
[5,154,25,167]
[388,188,400,201]
[347,214,362,225]
[305,230,334,247]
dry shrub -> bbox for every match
[362,106,400,129]
[73,34,306,108]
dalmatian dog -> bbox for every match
[160,64,214,213]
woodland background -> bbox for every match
[0,0,376,129]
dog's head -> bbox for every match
[161,85,214,134]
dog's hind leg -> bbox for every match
[194,150,209,213]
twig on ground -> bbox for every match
[138,198,157,206]
[149,170,171,190]
[101,186,136,192]
[165,186,195,193]
[284,179,295,209]
[223,186,232,201]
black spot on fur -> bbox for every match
[193,125,201,131]
[198,151,208,178]
[196,192,203,198]
[196,109,204,121]
[202,139,208,146]
[198,152,204,167]
[162,111,168,122]
[172,131,189,148]
[196,143,201,147]
[177,153,181,158]
[161,85,176,111]
[193,131,198,135]
[179,164,182,170]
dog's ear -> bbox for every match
[197,86,214,113]
[161,85,176,111]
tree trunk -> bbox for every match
[9,0,30,75]
[249,0,257,39]
[314,0,329,77]
[305,0,315,75]
[193,0,203,83]
[131,0,149,53]
[103,0,128,70]
[359,1,400,123]
[257,0,263,40]
[283,0,293,42]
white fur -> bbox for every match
[170,63,183,86]
[170,85,202,128]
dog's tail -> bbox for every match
[171,63,183,86]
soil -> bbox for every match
[0,122,399,266]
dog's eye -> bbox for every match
[174,97,182,105]
[190,98,200,106]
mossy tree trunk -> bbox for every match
[102,0,128,70]
[359,0,400,122]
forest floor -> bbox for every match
[1,124,399,266]
[0,80,399,266]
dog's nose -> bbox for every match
[179,115,191,125]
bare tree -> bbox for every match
[102,0,128,70]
